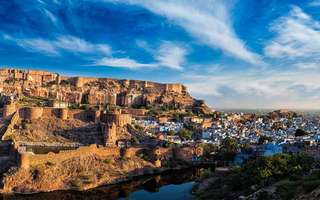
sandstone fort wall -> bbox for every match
[0,68,188,96]
[17,107,99,122]
[18,145,196,169]
[20,144,121,169]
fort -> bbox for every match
[0,67,198,110]
[0,67,209,194]
[17,144,199,170]
[1,105,133,147]
[0,103,202,171]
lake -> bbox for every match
[1,167,210,200]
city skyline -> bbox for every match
[0,0,319,109]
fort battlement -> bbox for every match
[0,67,189,95]
[19,144,121,169]
[19,145,148,169]
[102,109,132,127]
[17,107,99,122]
[18,145,197,169]
[0,68,58,86]
[0,67,201,111]
[14,137,202,171]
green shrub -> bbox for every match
[103,157,113,164]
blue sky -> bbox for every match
[0,0,320,109]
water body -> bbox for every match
[1,168,209,200]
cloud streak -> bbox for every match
[4,35,112,56]
[265,6,320,62]
[94,58,157,69]
[184,69,320,109]
[106,0,262,65]
[95,41,188,70]
[155,41,187,70]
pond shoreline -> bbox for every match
[1,165,212,200]
[1,164,207,196]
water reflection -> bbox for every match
[1,167,212,200]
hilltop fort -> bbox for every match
[0,68,210,110]
[0,67,209,194]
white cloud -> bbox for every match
[184,69,320,109]
[55,36,111,55]
[17,38,59,55]
[106,0,262,65]
[155,41,187,70]
[95,41,188,70]
[293,62,320,70]
[94,58,156,69]
[310,0,320,7]
[4,35,111,56]
[43,9,58,25]
[265,6,320,59]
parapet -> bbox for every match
[71,77,99,88]
[20,107,44,120]
[107,113,132,127]
[19,152,31,169]
[165,83,186,94]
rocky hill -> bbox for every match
[0,68,212,113]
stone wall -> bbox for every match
[67,109,98,122]
[0,67,198,111]
[165,84,185,94]
[0,68,58,86]
[102,111,132,127]
[17,145,196,169]
[71,77,99,88]
[19,144,121,169]
[103,123,117,147]
[122,108,147,116]
[18,107,98,122]
[1,111,19,141]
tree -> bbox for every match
[131,136,140,146]
[172,113,183,122]
[200,143,218,158]
[178,128,193,140]
[218,137,239,163]
[167,130,176,136]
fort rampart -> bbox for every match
[19,145,144,169]
[0,68,188,96]
[1,111,19,141]
[18,107,99,122]
[18,145,196,169]
[19,144,121,169]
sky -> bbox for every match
[0,0,320,110]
